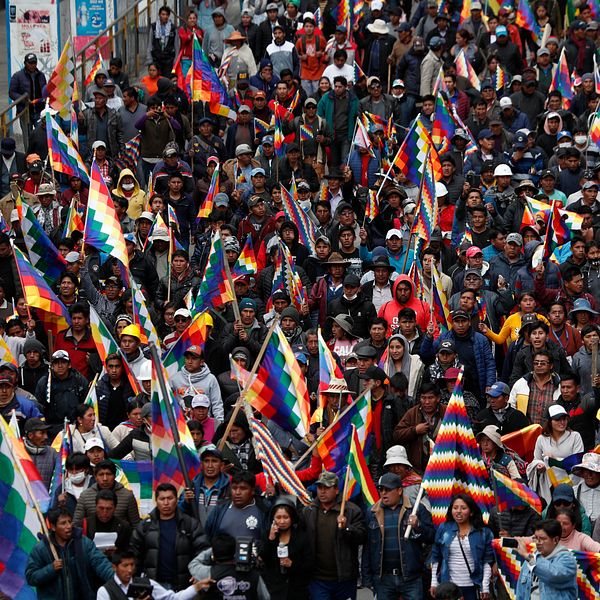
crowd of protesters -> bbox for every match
[5,0,600,598]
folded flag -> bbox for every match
[232,234,258,278]
[194,233,235,313]
[300,124,314,142]
[254,117,271,138]
[46,39,75,117]
[249,417,312,504]
[491,468,542,514]
[197,163,220,221]
[163,311,210,380]
[501,424,542,464]
[114,134,142,173]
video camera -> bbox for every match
[127,577,154,599]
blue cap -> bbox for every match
[239,297,257,311]
[262,135,274,145]
[487,382,510,397]
[478,128,493,140]
[557,130,572,141]
[251,167,266,177]
[123,233,136,243]
[496,25,508,36]
[294,352,308,365]
[335,24,347,33]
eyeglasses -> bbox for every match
[174,317,190,323]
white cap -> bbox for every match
[494,164,513,176]
[435,182,448,197]
[84,437,104,452]
[386,228,403,240]
[91,140,107,150]
[174,308,191,319]
[191,393,211,408]
[51,350,70,361]
[371,0,384,9]
[499,97,513,109]
[151,227,170,242]
[65,251,81,263]
[548,404,569,419]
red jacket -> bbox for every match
[54,327,98,381]
[378,275,436,335]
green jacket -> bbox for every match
[317,90,359,141]
[25,528,113,600]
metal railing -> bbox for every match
[0,93,29,140]
[74,0,184,89]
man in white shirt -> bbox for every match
[322,49,355,86]
[97,550,210,600]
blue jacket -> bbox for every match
[179,471,231,526]
[428,522,494,588]
[420,329,496,394]
[25,528,113,600]
[516,546,578,600]
[362,500,434,586]
[317,90,360,142]
[348,147,382,189]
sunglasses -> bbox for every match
[174,317,190,323]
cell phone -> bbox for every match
[501,537,519,548]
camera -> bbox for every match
[466,170,481,188]
[127,577,154,598]
[235,537,255,572]
[501,537,519,548]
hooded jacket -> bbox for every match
[516,544,578,600]
[74,481,140,528]
[112,168,147,219]
[19,338,48,395]
[170,364,224,421]
[515,240,563,294]
[326,291,377,340]
[378,275,434,335]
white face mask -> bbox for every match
[70,471,86,485]
[558,142,571,148]
[122,182,135,191]
[574,136,587,145]
[344,293,358,301]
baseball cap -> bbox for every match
[24,53,37,63]
[582,181,599,190]
[451,309,470,321]
[174,308,191,319]
[499,97,513,109]
[537,48,550,56]
[65,251,81,263]
[487,382,510,397]
[386,228,403,240]
[466,246,483,258]
[24,418,51,433]
[548,404,569,419]
[214,193,229,207]
[496,25,508,36]
[392,79,405,88]
[51,350,70,362]
[184,345,203,358]
[235,143,253,156]
[378,473,403,489]
[304,97,318,107]
[343,273,361,287]
[439,340,456,353]
[92,140,107,150]
[200,444,223,460]
[251,167,266,177]
[84,437,104,452]
[191,394,211,408]
[440,367,461,380]
[367,76,381,87]
[262,135,274,145]
[358,365,388,382]
[513,132,527,149]
[316,471,339,487]
[239,297,257,311]
[506,232,523,246]
[104,78,116,87]
[478,128,493,140]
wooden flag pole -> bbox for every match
[0,415,59,560]
[148,343,199,520]
[293,388,369,469]
[217,317,279,451]
[339,458,352,525]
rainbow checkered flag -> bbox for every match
[194,232,235,313]
[197,163,219,221]
[46,39,75,117]
[244,324,311,439]
[455,50,480,91]
[84,161,130,270]
[364,189,379,221]
[346,425,379,506]
[431,95,456,154]
[17,193,67,285]
[114,134,142,173]
[410,151,438,246]
[150,360,201,494]
[249,416,312,504]
[131,278,161,348]
[391,116,442,186]
[46,111,89,183]
[422,367,494,525]
[516,0,542,42]
[83,53,104,87]
[232,235,258,277]
[491,468,542,514]
[549,48,574,109]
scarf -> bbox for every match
[570,32,587,72]
[156,20,173,50]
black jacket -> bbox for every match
[508,341,574,388]
[326,292,377,340]
[474,405,530,436]
[301,499,366,581]
[130,508,207,591]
